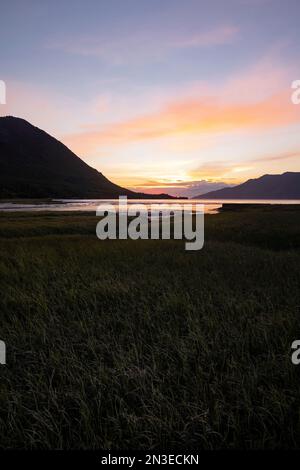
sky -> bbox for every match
[1,0,300,196]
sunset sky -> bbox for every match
[1,0,300,196]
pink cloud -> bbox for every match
[63,89,299,155]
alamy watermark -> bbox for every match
[291,80,300,105]
[0,80,6,105]
[0,341,6,365]
[291,340,300,365]
[96,197,204,251]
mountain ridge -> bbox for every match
[0,116,175,199]
[195,172,300,199]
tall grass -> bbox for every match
[0,206,300,449]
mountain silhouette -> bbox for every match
[196,172,300,199]
[0,116,173,199]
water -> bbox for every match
[0,198,300,214]
[0,199,221,214]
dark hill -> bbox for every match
[196,172,300,199]
[0,116,173,199]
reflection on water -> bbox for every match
[0,199,221,214]
[0,198,300,214]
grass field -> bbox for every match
[0,205,300,449]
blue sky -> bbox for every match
[1,0,300,195]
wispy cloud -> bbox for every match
[47,24,239,63]
[254,149,300,163]
[64,89,298,154]
[189,161,239,179]
[171,25,239,48]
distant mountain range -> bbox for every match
[196,172,300,199]
[0,116,174,199]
